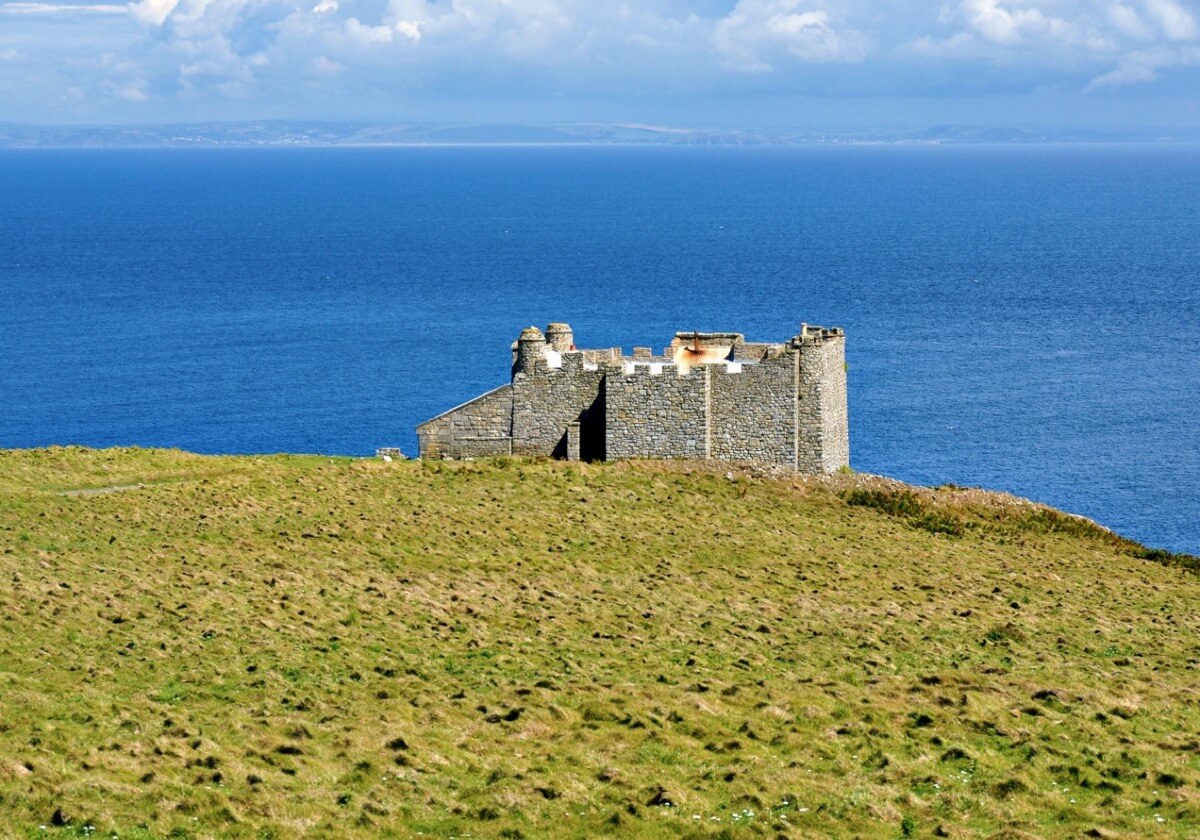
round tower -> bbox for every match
[545,322,574,353]
[515,326,547,374]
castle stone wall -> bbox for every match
[511,353,606,458]
[415,322,848,472]
[605,365,709,460]
[417,384,512,459]
[734,342,782,362]
[796,332,849,473]
[710,355,797,466]
[819,335,849,472]
[581,348,622,365]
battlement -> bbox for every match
[793,323,845,345]
[420,321,849,473]
[618,359,748,376]
[511,324,839,373]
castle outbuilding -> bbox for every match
[416,323,848,473]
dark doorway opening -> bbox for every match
[579,382,606,462]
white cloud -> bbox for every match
[175,33,257,87]
[1142,0,1198,41]
[0,48,22,59]
[96,76,149,99]
[900,31,974,55]
[1086,57,1159,85]
[714,1,866,71]
[375,0,576,59]
[165,0,265,38]
[1086,42,1200,88]
[941,0,1198,54]
[952,0,1082,45]
[0,2,125,13]
[1107,3,1155,40]
[128,0,178,25]
[115,78,148,99]
[345,17,395,45]
[394,19,420,40]
[933,0,1200,89]
[4,0,1200,122]
[311,53,341,73]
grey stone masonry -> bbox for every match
[417,384,513,460]
[511,350,606,459]
[710,352,796,465]
[794,325,849,473]
[415,322,848,473]
[606,363,709,460]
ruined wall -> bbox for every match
[605,364,709,460]
[667,332,744,355]
[417,384,513,459]
[795,331,849,473]
[511,353,606,458]
[710,355,797,466]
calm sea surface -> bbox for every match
[1,146,1197,552]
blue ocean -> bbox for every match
[1,145,1197,553]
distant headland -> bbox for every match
[0,120,1192,149]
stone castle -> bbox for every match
[417,323,849,473]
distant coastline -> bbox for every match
[0,119,1194,149]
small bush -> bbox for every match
[1011,509,1113,541]
[845,489,925,518]
[844,489,965,537]
[1134,547,1200,574]
[912,512,966,537]
[983,624,1025,645]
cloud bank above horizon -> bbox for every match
[1,0,1198,125]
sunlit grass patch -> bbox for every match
[1,448,1198,837]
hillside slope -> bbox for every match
[1,447,1197,839]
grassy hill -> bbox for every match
[1,447,1198,839]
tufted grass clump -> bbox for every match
[1132,546,1200,574]
[844,487,967,536]
[1,447,1199,839]
[844,487,926,517]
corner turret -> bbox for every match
[514,326,547,374]
[546,322,574,353]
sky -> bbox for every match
[1,0,1199,128]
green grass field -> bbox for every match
[2,447,1198,838]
